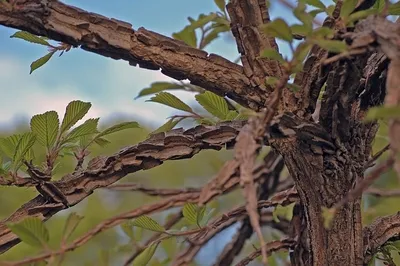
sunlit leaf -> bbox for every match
[389,1,400,15]
[182,203,206,227]
[148,92,193,113]
[10,31,50,46]
[0,134,22,159]
[151,118,182,134]
[132,242,159,266]
[313,39,348,53]
[348,9,377,24]
[63,118,99,144]
[195,91,229,120]
[30,111,59,150]
[95,122,139,139]
[173,26,197,47]
[60,100,92,135]
[121,222,135,239]
[302,0,325,9]
[190,13,217,29]
[30,52,55,74]
[93,137,111,147]
[12,132,36,171]
[7,217,49,248]
[131,216,166,232]
[161,237,177,257]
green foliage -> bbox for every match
[131,216,166,233]
[60,101,92,135]
[182,203,206,227]
[214,0,226,12]
[62,118,99,144]
[7,218,49,248]
[148,92,193,113]
[12,133,36,171]
[152,118,182,134]
[30,111,59,150]
[312,39,348,53]
[195,91,233,120]
[260,48,285,63]
[132,241,159,266]
[262,18,293,42]
[30,52,54,74]
[62,213,84,243]
[136,82,186,99]
[302,0,325,9]
[272,203,295,222]
[10,31,50,46]
[365,106,400,121]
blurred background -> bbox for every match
[0,0,398,265]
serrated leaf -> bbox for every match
[62,212,83,242]
[60,100,92,135]
[131,216,165,233]
[389,1,400,15]
[303,0,325,9]
[182,203,206,227]
[263,19,293,42]
[225,110,239,121]
[10,31,50,46]
[95,122,139,139]
[0,135,22,159]
[214,0,226,12]
[195,91,229,120]
[340,0,358,18]
[7,217,49,248]
[314,39,348,53]
[365,106,400,121]
[30,111,59,149]
[93,137,111,147]
[63,118,99,144]
[12,132,36,171]
[152,118,182,134]
[173,26,197,47]
[30,52,54,74]
[136,82,186,99]
[132,242,159,266]
[121,222,134,239]
[260,48,285,63]
[148,92,193,113]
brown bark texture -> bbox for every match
[0,0,400,265]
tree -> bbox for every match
[0,0,400,265]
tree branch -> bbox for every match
[363,212,400,264]
[0,0,267,110]
[0,121,245,254]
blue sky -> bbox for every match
[0,0,299,131]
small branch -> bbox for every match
[365,187,400,197]
[234,238,296,266]
[106,184,200,196]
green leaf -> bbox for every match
[348,9,377,24]
[173,26,197,47]
[309,8,325,18]
[60,100,92,135]
[293,42,312,63]
[303,0,325,9]
[291,24,312,37]
[225,110,239,121]
[148,92,193,113]
[95,122,139,139]
[373,0,386,12]
[294,4,313,28]
[190,13,217,29]
[214,0,226,12]
[131,216,165,233]
[136,82,186,99]
[340,0,358,18]
[313,39,347,53]
[30,111,59,149]
[94,137,111,147]
[132,242,159,266]
[201,25,229,48]
[121,222,135,239]
[152,118,182,134]
[12,133,36,171]
[199,208,216,227]
[10,31,50,46]
[7,217,49,248]
[161,237,177,257]
[365,106,400,121]
[311,27,335,39]
[195,91,229,120]
[272,203,295,222]
[62,212,83,242]
[260,48,285,63]
[263,18,293,42]
[389,1,400,15]
[63,118,99,143]
[0,135,22,159]
[182,203,206,227]
[30,52,55,74]
[287,83,301,92]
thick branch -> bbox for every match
[0,121,245,254]
[0,0,266,110]
[363,212,400,264]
